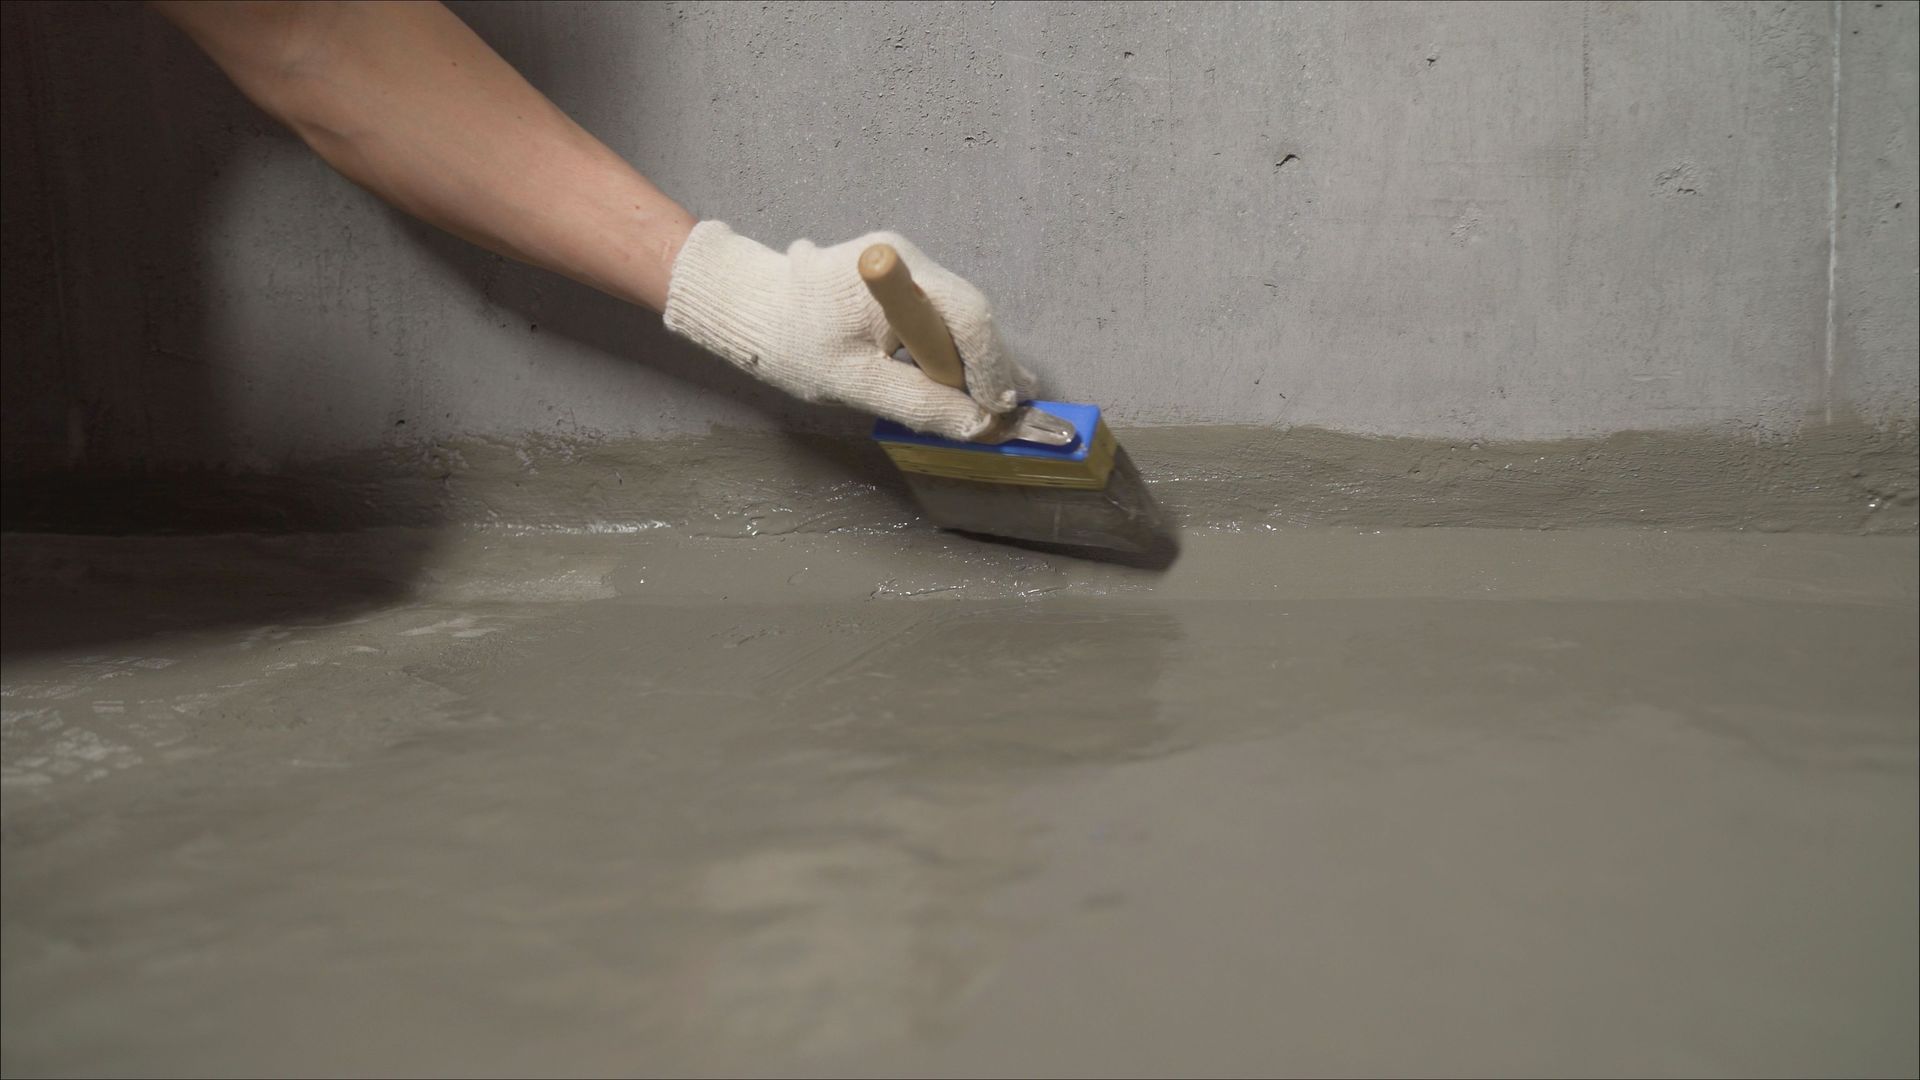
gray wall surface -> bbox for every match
[3,1,1916,474]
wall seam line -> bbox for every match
[1824,0,1843,425]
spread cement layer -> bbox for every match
[3,527,1915,1076]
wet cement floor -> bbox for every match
[2,527,1915,1077]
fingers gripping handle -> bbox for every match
[857,244,967,390]
[857,243,1076,448]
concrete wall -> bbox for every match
[3,1,1916,475]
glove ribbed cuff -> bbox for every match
[663,220,788,372]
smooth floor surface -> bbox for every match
[2,527,1916,1078]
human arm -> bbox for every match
[150,0,692,311]
[151,1,1040,440]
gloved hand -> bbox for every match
[663,221,1039,441]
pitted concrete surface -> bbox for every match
[3,527,1916,1077]
[6,3,1916,476]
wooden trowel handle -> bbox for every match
[858,243,966,390]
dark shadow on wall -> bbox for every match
[0,2,444,653]
[0,1,856,472]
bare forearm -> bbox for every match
[152,1,693,311]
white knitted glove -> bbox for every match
[664,221,1039,441]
